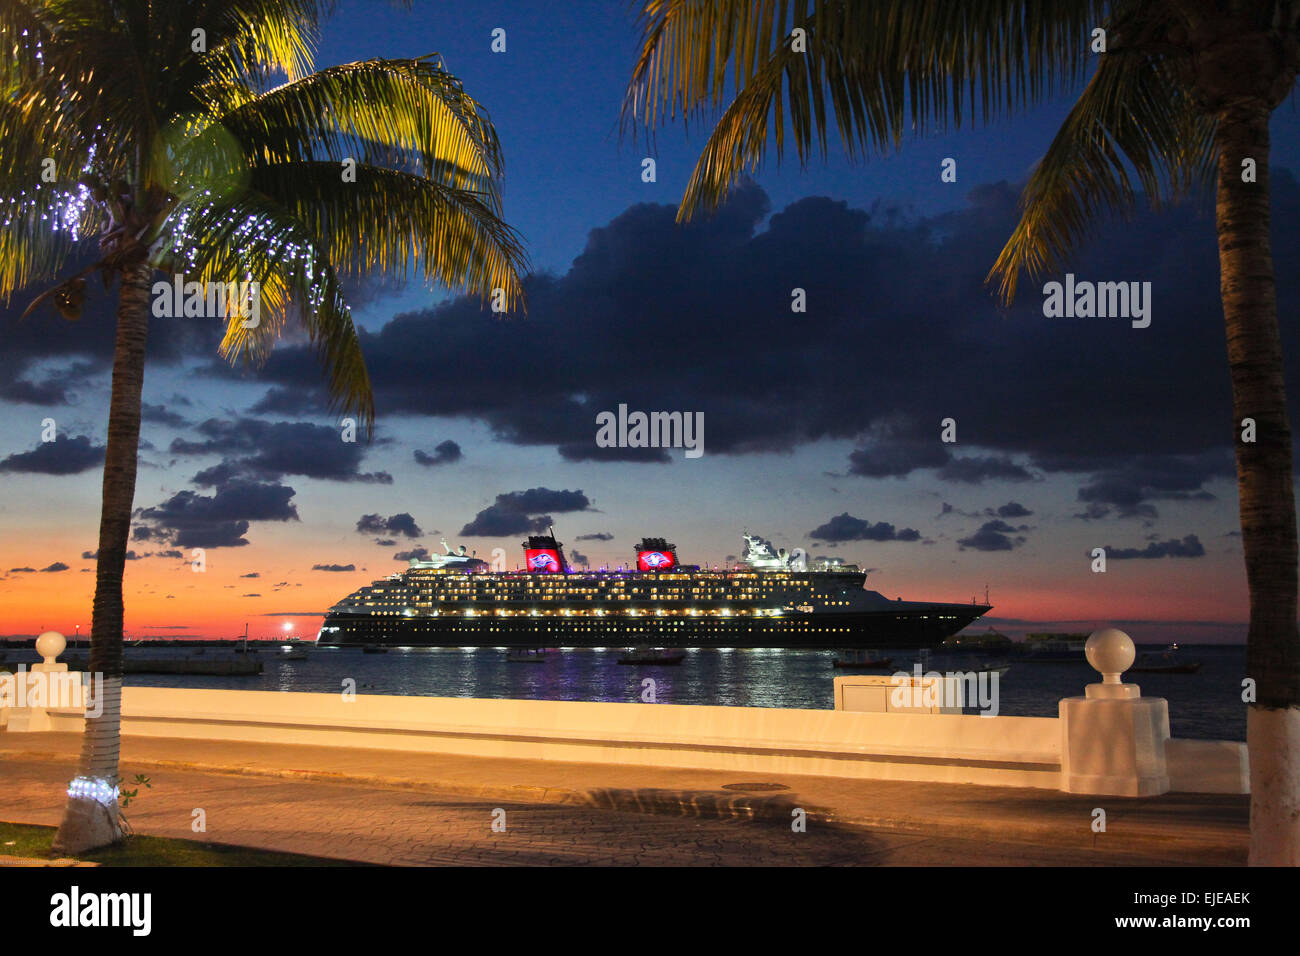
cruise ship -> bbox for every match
[317,532,991,649]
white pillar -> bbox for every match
[4,630,71,733]
[1058,627,1170,796]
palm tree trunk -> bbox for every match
[50,262,152,855]
[1214,104,1300,866]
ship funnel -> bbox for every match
[635,537,678,572]
[523,532,568,573]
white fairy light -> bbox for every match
[66,775,119,806]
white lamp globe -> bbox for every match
[1085,627,1135,682]
[35,630,66,663]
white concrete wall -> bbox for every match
[1166,738,1250,794]
[116,686,1065,788]
[5,686,1249,793]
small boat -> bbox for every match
[1129,644,1201,674]
[506,648,548,663]
[616,648,685,665]
[832,650,893,669]
[362,645,389,655]
[233,624,258,653]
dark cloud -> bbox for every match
[8,567,35,573]
[0,376,71,405]
[0,280,221,451]
[558,444,671,463]
[569,549,589,567]
[460,488,592,537]
[1074,501,1128,521]
[0,358,96,403]
[191,459,246,488]
[2,262,225,373]
[848,432,1032,485]
[938,455,1034,485]
[82,550,140,560]
[0,435,105,475]
[957,520,1026,552]
[39,562,70,572]
[171,418,391,484]
[576,532,614,541]
[1106,535,1206,559]
[995,501,1033,518]
[413,440,463,467]
[497,488,591,513]
[240,572,260,578]
[215,172,1299,490]
[356,513,422,538]
[1070,453,1228,519]
[134,479,299,548]
[847,440,949,478]
[142,403,191,428]
[460,506,553,537]
[394,547,430,561]
[808,513,921,544]
[312,563,356,572]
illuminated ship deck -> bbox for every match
[318,534,990,649]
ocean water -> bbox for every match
[89,643,1249,741]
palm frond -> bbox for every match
[987,51,1215,302]
[0,181,99,302]
[199,0,331,84]
[216,57,506,200]
[248,160,528,308]
[2,0,523,436]
[157,190,374,429]
[625,0,1111,218]
[0,89,103,303]
[0,0,53,87]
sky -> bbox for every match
[2,1,1299,643]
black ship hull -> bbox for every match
[318,605,990,650]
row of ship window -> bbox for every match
[359,595,790,606]
[344,625,866,633]
[335,616,967,632]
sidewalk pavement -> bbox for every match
[0,732,1248,865]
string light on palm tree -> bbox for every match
[2,0,528,855]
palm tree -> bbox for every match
[625,0,1299,864]
[1,0,527,854]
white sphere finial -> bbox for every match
[1086,627,1134,683]
[36,630,67,665]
